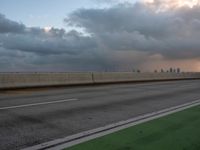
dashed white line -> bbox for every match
[0,98,79,110]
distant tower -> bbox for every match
[177,68,181,73]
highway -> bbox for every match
[0,80,200,150]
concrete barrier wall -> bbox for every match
[92,72,200,83]
[0,72,200,89]
[0,73,93,89]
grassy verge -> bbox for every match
[65,105,200,150]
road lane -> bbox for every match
[0,80,200,150]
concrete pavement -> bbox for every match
[0,80,200,150]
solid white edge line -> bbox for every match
[0,99,78,110]
[22,99,200,150]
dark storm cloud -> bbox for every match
[1,1,200,72]
[0,30,97,55]
[65,3,200,59]
[0,13,107,71]
[0,14,25,33]
[0,13,97,55]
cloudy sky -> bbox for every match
[0,0,200,72]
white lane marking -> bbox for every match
[22,99,200,150]
[0,99,78,110]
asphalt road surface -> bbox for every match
[0,80,200,150]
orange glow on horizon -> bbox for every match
[143,0,199,11]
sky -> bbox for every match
[0,0,200,72]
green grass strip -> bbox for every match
[66,105,200,150]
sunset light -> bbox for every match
[44,26,52,33]
[144,0,199,10]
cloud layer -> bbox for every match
[0,1,200,72]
